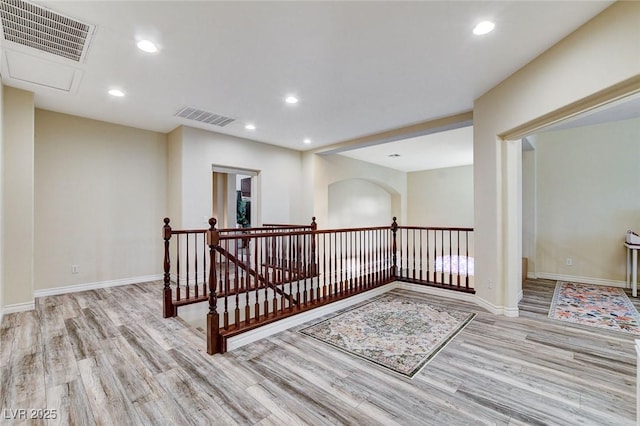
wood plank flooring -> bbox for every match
[0,278,637,425]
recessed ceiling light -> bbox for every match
[137,39,158,53]
[108,89,125,97]
[285,96,299,104]
[473,21,495,35]
[245,124,256,130]
[303,138,311,144]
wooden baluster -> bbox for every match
[176,234,181,301]
[427,229,431,282]
[457,231,461,288]
[322,234,328,299]
[202,234,207,299]
[466,231,470,290]
[194,233,199,298]
[274,235,280,312]
[207,218,220,355]
[287,234,293,311]
[186,233,190,299]
[350,231,355,292]
[245,235,251,324]
[419,229,423,282]
[359,230,364,289]
[310,217,317,281]
[162,218,174,318]
[223,238,229,330]
[449,230,453,286]
[440,230,445,284]
[264,243,270,319]
[234,236,240,328]
[391,217,398,278]
[254,235,260,321]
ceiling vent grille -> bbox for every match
[0,0,93,62]
[175,106,236,127]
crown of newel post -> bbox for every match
[311,216,317,231]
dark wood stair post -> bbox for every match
[163,218,175,318]
[391,217,398,279]
[207,218,222,355]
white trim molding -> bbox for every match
[34,274,163,298]
[3,300,35,314]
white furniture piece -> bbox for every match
[625,242,640,297]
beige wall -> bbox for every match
[534,117,640,283]
[328,179,392,228]
[309,153,407,228]
[178,126,304,229]
[407,165,473,228]
[522,147,536,274]
[3,87,35,307]
[0,81,4,314]
[474,2,640,313]
[34,110,167,291]
[167,127,183,228]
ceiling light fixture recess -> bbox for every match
[245,124,256,130]
[473,21,495,35]
[303,138,311,144]
[285,95,299,104]
[137,40,158,53]
[108,89,125,97]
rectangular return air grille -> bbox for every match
[0,0,93,62]
[175,107,236,127]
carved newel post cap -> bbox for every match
[163,217,170,225]
[209,217,217,229]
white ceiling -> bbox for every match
[0,1,614,152]
[339,125,473,173]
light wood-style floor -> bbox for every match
[1,279,638,425]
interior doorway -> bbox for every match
[212,165,259,229]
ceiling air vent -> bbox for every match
[0,0,94,62]
[175,106,236,127]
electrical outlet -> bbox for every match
[72,265,79,274]
[488,280,493,289]
[566,258,572,266]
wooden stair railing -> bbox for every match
[213,245,299,307]
[163,217,474,355]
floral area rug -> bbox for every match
[298,293,476,379]
[548,281,640,334]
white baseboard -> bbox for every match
[34,274,163,298]
[535,272,626,288]
[3,300,36,314]
[394,282,519,316]
[527,272,538,280]
[227,282,398,351]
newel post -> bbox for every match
[207,218,221,355]
[163,218,175,318]
[391,217,398,279]
[310,217,317,276]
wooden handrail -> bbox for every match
[162,216,475,355]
